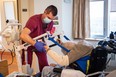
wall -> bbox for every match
[18,0,34,27]
[62,0,73,40]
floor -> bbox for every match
[0,51,18,74]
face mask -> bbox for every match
[42,17,52,24]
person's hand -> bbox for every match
[34,41,46,52]
[56,39,62,44]
[50,63,57,67]
[44,45,50,52]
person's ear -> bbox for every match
[44,10,48,14]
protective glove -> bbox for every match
[34,41,46,52]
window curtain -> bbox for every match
[72,0,90,39]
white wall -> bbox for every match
[62,0,73,40]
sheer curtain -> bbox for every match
[72,0,90,39]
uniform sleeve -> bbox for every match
[25,17,37,32]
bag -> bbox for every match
[87,46,108,76]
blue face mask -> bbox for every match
[42,17,52,24]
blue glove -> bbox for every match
[34,41,46,52]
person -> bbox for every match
[35,40,94,77]
[20,5,58,72]
[45,40,94,66]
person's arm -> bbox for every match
[45,46,69,66]
[20,27,36,46]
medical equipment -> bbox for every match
[0,20,22,43]
[0,19,35,75]
[0,19,22,56]
[0,19,23,73]
[14,30,65,52]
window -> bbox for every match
[109,12,116,33]
[90,0,109,39]
[90,1,104,37]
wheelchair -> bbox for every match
[51,39,116,77]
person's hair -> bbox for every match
[44,5,58,16]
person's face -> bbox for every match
[42,12,55,24]
[45,12,55,20]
